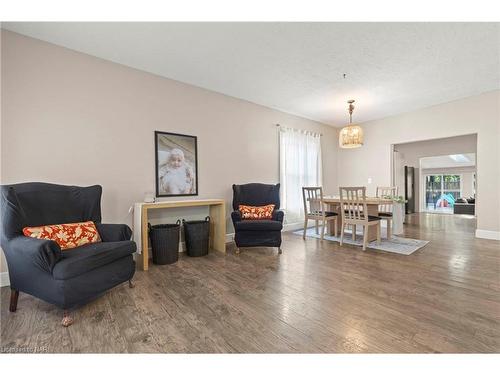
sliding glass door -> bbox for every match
[424,174,461,213]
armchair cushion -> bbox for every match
[23,221,101,250]
[234,220,283,232]
[95,223,132,242]
[52,240,136,280]
[7,236,62,273]
[238,204,275,220]
[232,209,284,224]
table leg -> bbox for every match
[209,203,226,253]
[366,204,379,242]
[141,207,149,271]
[327,203,342,236]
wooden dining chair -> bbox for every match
[339,186,381,250]
[302,187,338,241]
[376,186,398,239]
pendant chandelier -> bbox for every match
[339,99,364,148]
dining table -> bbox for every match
[321,196,395,241]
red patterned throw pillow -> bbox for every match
[23,221,101,250]
[239,204,275,220]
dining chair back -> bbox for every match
[376,186,398,239]
[340,186,368,222]
[302,187,337,240]
[339,186,381,250]
[376,186,398,214]
[302,186,323,216]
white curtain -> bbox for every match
[279,126,323,223]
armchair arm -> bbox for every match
[7,236,62,273]
[231,211,242,224]
[95,223,132,242]
[272,209,285,223]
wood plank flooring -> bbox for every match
[1,213,499,353]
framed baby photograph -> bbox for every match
[155,131,198,197]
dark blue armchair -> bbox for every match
[231,183,284,254]
[0,182,136,326]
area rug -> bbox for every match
[293,226,428,255]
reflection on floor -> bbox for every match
[1,213,498,353]
[425,204,453,214]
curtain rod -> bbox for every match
[276,123,323,136]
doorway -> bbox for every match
[391,134,477,216]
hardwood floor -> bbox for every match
[1,213,499,353]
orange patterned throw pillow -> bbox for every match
[22,221,101,250]
[239,204,275,220]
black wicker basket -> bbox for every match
[148,220,181,265]
[182,216,210,257]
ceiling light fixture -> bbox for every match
[339,99,364,149]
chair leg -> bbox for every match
[377,223,381,245]
[320,218,325,241]
[340,223,345,246]
[9,289,19,312]
[128,279,135,288]
[352,225,356,241]
[61,310,74,327]
[278,247,282,254]
[362,226,368,251]
[387,219,392,239]
[303,218,308,239]
[333,218,338,237]
[315,220,319,235]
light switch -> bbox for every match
[368,177,373,184]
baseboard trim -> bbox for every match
[283,221,319,232]
[225,222,309,240]
[0,272,10,287]
[475,229,500,240]
[284,222,304,232]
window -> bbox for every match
[424,174,462,213]
[279,126,322,223]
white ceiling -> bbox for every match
[420,153,476,169]
[2,22,499,126]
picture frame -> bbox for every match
[155,130,198,197]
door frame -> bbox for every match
[390,133,478,219]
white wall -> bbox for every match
[337,90,500,236]
[0,31,339,273]
[461,170,476,199]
